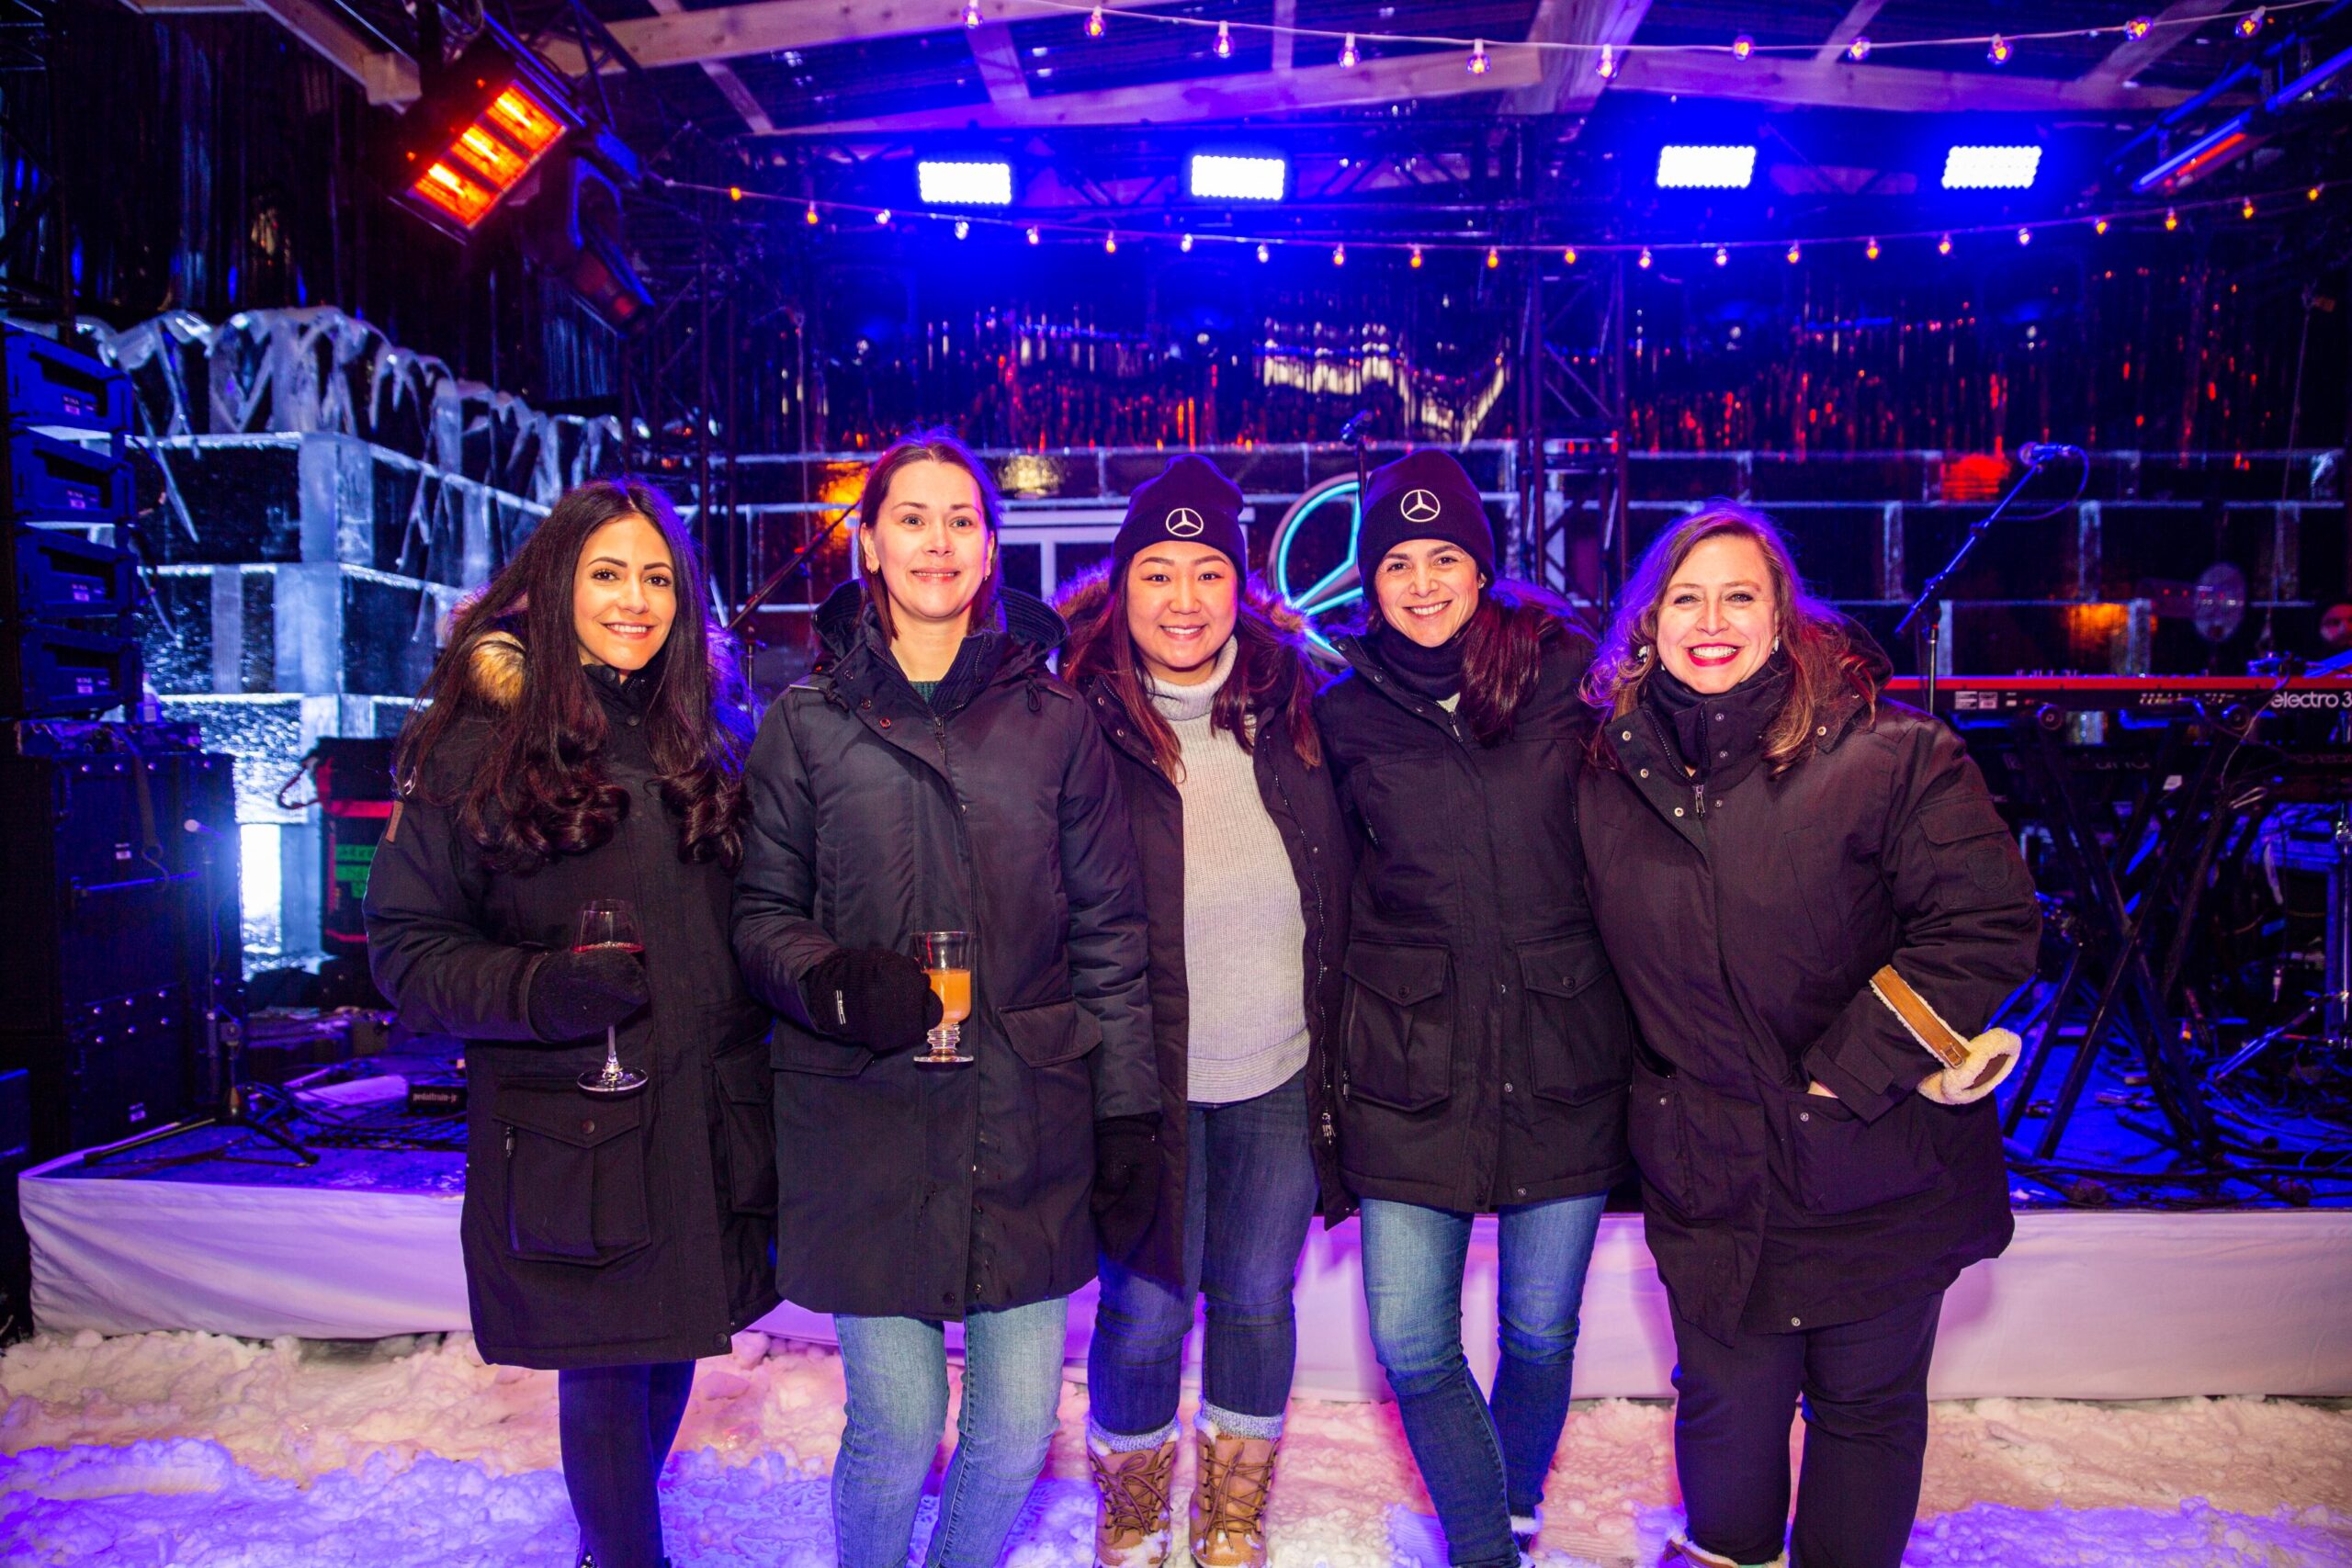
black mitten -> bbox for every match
[799,947,944,1055]
[526,945,650,1041]
[1090,1114,1163,1261]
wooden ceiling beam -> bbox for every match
[1611,50,2194,115]
[1504,0,1652,117]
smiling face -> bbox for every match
[2324,604,2352,650]
[1125,541,1238,686]
[571,513,676,673]
[862,458,995,634]
[1655,532,1779,694]
[1373,537,1484,648]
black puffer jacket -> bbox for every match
[731,582,1156,1320]
[364,638,779,1370]
[1074,654,1354,1289]
[1577,680,2040,1345]
[1312,621,1634,1213]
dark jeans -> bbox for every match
[558,1360,695,1568]
[1671,1292,1944,1568]
[1360,1193,1608,1568]
[1088,1069,1319,1440]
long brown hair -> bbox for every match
[1360,582,1565,747]
[394,479,752,874]
[1582,501,1878,773]
[1058,564,1324,777]
[855,427,1001,642]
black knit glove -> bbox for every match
[526,945,650,1041]
[799,947,944,1055]
[1091,1114,1163,1262]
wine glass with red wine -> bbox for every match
[574,899,649,1096]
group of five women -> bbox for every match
[366,431,2039,1568]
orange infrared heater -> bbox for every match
[387,26,581,239]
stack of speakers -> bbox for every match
[0,330,242,1335]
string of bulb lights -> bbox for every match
[675,175,2339,268]
[954,0,2313,73]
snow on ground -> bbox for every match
[2,1328,2348,1566]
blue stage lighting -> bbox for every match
[1656,145,1757,189]
[917,160,1014,205]
[1188,152,1287,201]
[1941,145,2042,190]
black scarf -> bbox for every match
[1644,652,1790,789]
[1373,622,1470,704]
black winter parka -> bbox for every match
[1075,660,1354,1288]
[364,643,780,1370]
[1576,682,2040,1345]
[1313,624,1634,1213]
[731,583,1156,1320]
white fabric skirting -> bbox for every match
[24,1151,2352,1399]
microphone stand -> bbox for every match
[1894,449,2085,713]
[1340,411,1373,517]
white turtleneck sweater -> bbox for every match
[1147,639,1312,1105]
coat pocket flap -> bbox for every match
[770,1023,869,1078]
[715,1041,773,1105]
[492,1078,643,1149]
[1342,942,1449,1007]
[1517,934,1609,999]
[702,996,775,1053]
[1918,796,2009,845]
[1000,997,1102,1068]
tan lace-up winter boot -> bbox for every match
[1661,1530,1787,1568]
[1188,1424,1278,1568]
[1088,1433,1179,1568]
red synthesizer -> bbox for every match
[1883,675,2352,716]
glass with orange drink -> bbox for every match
[913,931,974,1066]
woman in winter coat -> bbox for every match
[730,428,1160,1568]
[1313,449,1634,1568]
[1577,503,2040,1568]
[365,479,775,1568]
[1057,455,1352,1568]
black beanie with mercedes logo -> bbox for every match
[1354,448,1495,589]
[1113,454,1250,581]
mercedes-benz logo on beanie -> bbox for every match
[1114,456,1248,579]
[1356,450,1495,589]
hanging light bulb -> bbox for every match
[2094,217,2109,235]
[1103,231,1118,254]
[728,185,742,201]
[2242,197,2256,219]
[1562,245,1577,265]
[1025,225,1041,245]
[2237,6,2266,39]
[962,0,980,28]
[2125,17,2153,41]
[1215,20,1232,59]
[1938,233,1952,255]
[2311,186,2324,202]
[1637,246,1653,269]
[1469,39,1489,75]
[1865,236,1881,260]
[1988,34,2012,66]
[1179,232,1193,254]
[1847,36,1871,62]
[1713,244,1727,266]
[1409,244,1424,269]
[1486,245,1501,269]
[1332,244,1346,266]
[1786,242,1801,264]
[1086,5,1104,39]
[1595,44,1618,80]
[876,208,892,226]
[1256,242,1271,263]
[1340,33,1359,68]
[2165,207,2179,231]
[1732,33,1754,60]
[805,201,820,225]
[2017,226,2031,246]
[954,219,970,240]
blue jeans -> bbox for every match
[1360,1193,1608,1568]
[831,1297,1070,1568]
[1088,1070,1320,1443]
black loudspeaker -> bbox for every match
[0,726,242,1160]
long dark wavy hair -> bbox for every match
[1582,501,1879,774]
[856,427,1001,643]
[1361,579,1566,748]
[393,479,752,874]
[1057,563,1324,777]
